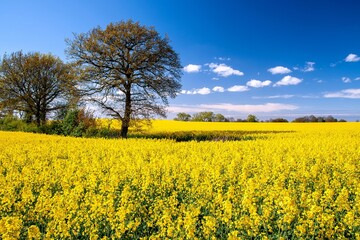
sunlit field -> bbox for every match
[1,121,359,239]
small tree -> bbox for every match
[192,111,215,122]
[174,112,191,121]
[247,114,258,122]
[61,108,97,137]
[66,20,182,138]
[325,115,337,122]
[269,118,288,122]
[214,113,226,122]
[0,51,77,126]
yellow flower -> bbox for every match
[0,121,359,238]
[0,217,23,240]
[27,225,41,239]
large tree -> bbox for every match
[0,51,77,126]
[66,20,182,138]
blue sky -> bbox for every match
[1,0,360,120]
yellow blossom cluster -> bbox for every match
[0,121,359,239]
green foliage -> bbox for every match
[191,112,215,122]
[214,113,226,122]
[61,108,97,137]
[128,130,288,142]
[0,108,103,137]
[174,112,191,121]
[292,115,343,122]
[0,115,39,132]
[174,112,228,122]
[269,118,289,122]
[246,114,258,122]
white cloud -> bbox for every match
[181,87,211,95]
[271,94,295,99]
[300,95,320,99]
[212,86,225,92]
[167,105,210,113]
[342,77,351,83]
[196,88,211,95]
[246,79,272,88]
[324,89,360,99]
[227,85,249,92]
[303,62,315,72]
[183,64,201,73]
[345,53,360,62]
[274,75,302,86]
[167,103,298,113]
[355,77,360,81]
[212,77,220,81]
[268,66,292,75]
[253,95,294,99]
[208,63,244,77]
[215,57,231,61]
[293,62,315,72]
[200,103,298,112]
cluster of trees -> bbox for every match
[175,112,347,123]
[0,20,182,138]
[292,115,346,122]
[174,112,227,122]
[174,112,262,122]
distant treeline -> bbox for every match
[292,115,346,122]
[174,112,347,123]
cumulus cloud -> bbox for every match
[324,89,360,99]
[268,66,292,75]
[167,103,298,113]
[208,63,244,77]
[183,64,202,73]
[227,85,249,92]
[342,77,351,83]
[345,53,360,62]
[246,79,272,88]
[274,75,302,86]
[181,87,211,95]
[212,86,225,92]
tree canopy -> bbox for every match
[0,51,77,126]
[66,20,182,137]
[174,112,191,121]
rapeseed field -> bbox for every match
[0,121,359,239]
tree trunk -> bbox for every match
[35,107,41,127]
[35,116,41,127]
[120,122,129,138]
[40,111,46,126]
[120,88,132,138]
